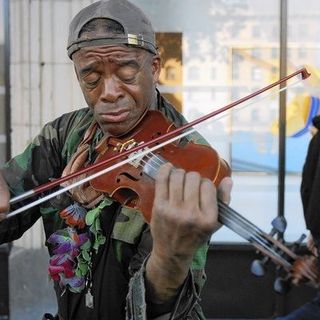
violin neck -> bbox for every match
[218,200,293,270]
[140,149,294,270]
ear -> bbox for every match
[151,55,161,83]
[74,64,80,81]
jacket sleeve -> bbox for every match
[301,130,320,239]
[0,119,65,243]
[126,227,208,320]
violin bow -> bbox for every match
[7,67,310,218]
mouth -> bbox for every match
[98,109,130,123]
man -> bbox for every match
[0,0,232,319]
[275,114,320,320]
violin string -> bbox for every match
[135,151,293,269]
[136,152,269,242]
[218,201,292,269]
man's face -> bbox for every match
[73,45,160,136]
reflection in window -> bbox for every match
[298,48,307,58]
[271,47,278,59]
[251,67,262,80]
[252,25,260,38]
[299,24,307,38]
[211,67,216,80]
[252,48,261,58]
[251,109,259,122]
[165,66,176,81]
[188,66,200,80]
[232,53,243,80]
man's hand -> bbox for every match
[291,255,319,286]
[307,234,318,257]
[290,234,320,287]
[0,172,10,221]
[146,162,232,302]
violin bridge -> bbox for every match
[114,139,148,168]
[128,146,149,168]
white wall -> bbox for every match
[10,0,92,248]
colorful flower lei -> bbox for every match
[47,198,112,293]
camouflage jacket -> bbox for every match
[0,93,210,320]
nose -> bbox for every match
[101,77,123,103]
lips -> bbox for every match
[99,109,130,123]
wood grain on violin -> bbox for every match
[90,110,229,223]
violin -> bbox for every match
[7,67,317,289]
[90,110,230,223]
[89,109,319,290]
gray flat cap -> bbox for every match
[67,0,157,59]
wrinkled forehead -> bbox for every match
[75,44,148,59]
[72,44,151,71]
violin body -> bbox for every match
[90,110,230,222]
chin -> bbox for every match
[100,124,127,137]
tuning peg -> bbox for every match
[292,234,306,251]
[271,216,287,234]
[274,274,291,294]
[251,256,269,277]
[250,218,287,278]
[273,234,307,294]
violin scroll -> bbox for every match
[251,216,289,278]
[250,220,320,294]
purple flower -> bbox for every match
[48,227,89,257]
[64,275,86,292]
[47,227,90,292]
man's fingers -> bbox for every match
[183,172,201,206]
[217,177,233,205]
[154,163,173,202]
[169,168,185,205]
[199,178,216,210]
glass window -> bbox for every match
[251,67,262,80]
[252,25,261,38]
[210,67,216,80]
[134,0,282,242]
[188,66,200,80]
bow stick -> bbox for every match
[7,67,310,218]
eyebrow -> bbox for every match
[112,58,140,69]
